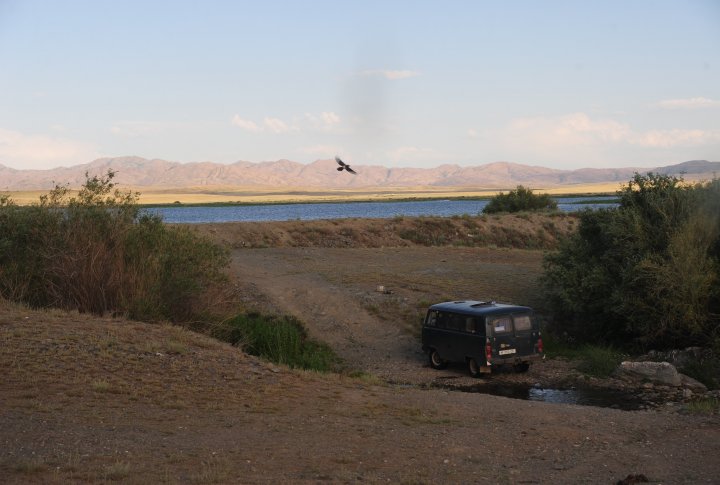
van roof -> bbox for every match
[428,300,532,316]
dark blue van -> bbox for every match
[421,300,543,377]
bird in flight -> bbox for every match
[335,156,357,175]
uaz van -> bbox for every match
[421,300,543,376]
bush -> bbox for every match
[687,397,720,415]
[575,345,624,378]
[215,313,338,372]
[541,333,623,377]
[483,186,558,214]
[542,173,720,350]
[0,170,229,323]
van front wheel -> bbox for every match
[429,350,447,370]
[467,358,481,377]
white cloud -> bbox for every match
[632,129,720,148]
[656,97,720,109]
[467,128,479,139]
[361,69,420,80]
[0,127,99,170]
[320,111,340,125]
[501,112,720,149]
[302,111,343,133]
[231,115,261,133]
[505,113,631,148]
[233,112,341,134]
[263,117,290,134]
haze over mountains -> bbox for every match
[0,157,718,191]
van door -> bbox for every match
[443,313,468,361]
[511,313,536,357]
[486,314,516,360]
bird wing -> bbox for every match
[335,156,346,167]
[346,166,357,174]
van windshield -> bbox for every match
[489,315,512,334]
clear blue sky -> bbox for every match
[1,0,718,170]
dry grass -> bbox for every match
[133,183,619,205]
[3,183,622,206]
[192,212,577,251]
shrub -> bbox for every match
[0,170,229,323]
[542,173,720,350]
[483,186,558,214]
[215,313,338,372]
[575,345,624,378]
[687,397,720,415]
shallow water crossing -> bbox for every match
[453,382,644,410]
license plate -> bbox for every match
[498,348,516,355]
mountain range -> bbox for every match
[1,157,718,191]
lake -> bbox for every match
[147,196,618,224]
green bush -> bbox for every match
[216,313,338,372]
[483,186,558,214]
[687,397,720,415]
[0,171,229,323]
[542,173,720,350]
[575,345,624,378]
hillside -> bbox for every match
[1,156,718,191]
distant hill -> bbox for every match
[0,157,718,191]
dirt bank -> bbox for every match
[190,212,577,250]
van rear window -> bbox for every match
[514,314,532,331]
[489,315,512,334]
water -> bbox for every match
[453,382,643,410]
[145,196,618,224]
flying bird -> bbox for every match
[335,156,357,175]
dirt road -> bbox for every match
[230,246,548,386]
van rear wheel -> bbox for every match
[467,358,481,378]
[429,350,447,370]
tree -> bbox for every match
[542,173,720,350]
[0,170,229,322]
[483,185,557,213]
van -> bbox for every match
[421,300,543,377]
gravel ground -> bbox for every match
[2,222,719,484]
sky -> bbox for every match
[0,0,719,171]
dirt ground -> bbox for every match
[2,220,720,484]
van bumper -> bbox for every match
[490,352,543,366]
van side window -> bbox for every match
[489,315,512,334]
[446,314,463,331]
[465,317,476,333]
[513,314,532,331]
[425,311,439,327]
[436,312,449,329]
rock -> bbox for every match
[617,473,649,485]
[651,347,705,368]
[617,361,682,387]
[679,373,707,392]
